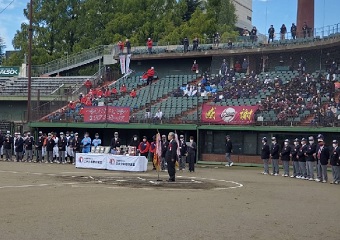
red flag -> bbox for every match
[153,133,162,171]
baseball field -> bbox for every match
[0,161,339,240]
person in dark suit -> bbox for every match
[225,135,233,167]
[46,133,55,163]
[306,136,317,180]
[261,137,270,175]
[270,137,280,175]
[290,138,301,178]
[280,139,291,177]
[14,133,24,162]
[161,135,169,171]
[165,132,178,182]
[330,140,340,184]
[316,138,330,183]
[297,138,308,179]
[110,132,121,154]
[187,136,197,173]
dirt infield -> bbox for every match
[0,162,339,240]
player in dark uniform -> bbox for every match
[330,140,340,184]
[261,137,270,175]
[166,132,178,182]
[280,139,291,177]
[290,138,301,178]
[297,138,308,179]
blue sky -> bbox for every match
[0,0,340,51]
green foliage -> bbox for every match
[0,36,5,65]
[11,0,237,65]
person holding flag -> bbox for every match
[153,133,163,179]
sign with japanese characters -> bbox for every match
[82,106,130,123]
[201,104,259,125]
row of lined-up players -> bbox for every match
[260,134,340,184]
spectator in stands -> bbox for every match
[97,96,105,106]
[192,37,199,51]
[111,87,117,96]
[147,38,153,54]
[234,61,242,73]
[120,84,127,94]
[191,60,199,73]
[250,27,257,42]
[97,88,103,98]
[227,40,233,49]
[146,67,155,85]
[153,108,163,124]
[242,58,249,74]
[144,109,151,123]
[104,87,110,98]
[327,61,338,81]
[280,24,287,40]
[84,80,92,94]
[68,101,75,110]
[125,39,131,54]
[291,23,297,39]
[130,88,137,98]
[214,32,220,47]
[220,59,228,77]
[302,22,309,38]
[268,25,275,43]
[118,41,124,54]
[298,57,307,75]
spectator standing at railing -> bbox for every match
[214,32,220,47]
[280,24,287,40]
[298,57,306,75]
[192,37,199,51]
[183,37,189,53]
[242,27,249,37]
[118,41,124,54]
[268,25,275,43]
[147,38,153,54]
[250,26,257,42]
[302,22,309,38]
[125,39,131,54]
[291,23,297,39]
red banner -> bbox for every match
[82,106,130,123]
[201,104,259,125]
[107,106,130,123]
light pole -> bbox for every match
[27,0,33,122]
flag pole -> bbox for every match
[156,130,162,181]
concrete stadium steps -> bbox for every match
[0,77,90,96]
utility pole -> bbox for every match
[27,0,33,122]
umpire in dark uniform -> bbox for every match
[280,139,291,177]
[261,137,270,175]
[165,132,178,182]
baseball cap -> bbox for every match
[284,139,289,143]
[226,135,230,138]
[262,137,267,142]
[317,134,324,139]
[294,138,300,142]
[318,139,324,142]
[162,135,166,138]
[332,140,338,144]
[143,136,147,139]
[301,138,307,142]
[60,132,64,135]
[180,135,184,138]
[308,136,314,141]
[271,137,276,141]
